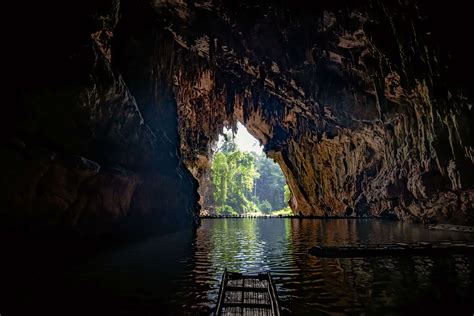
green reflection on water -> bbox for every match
[209,218,270,272]
[192,219,474,315]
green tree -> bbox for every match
[211,148,260,214]
[212,152,229,211]
[225,151,259,213]
[258,200,273,213]
[216,205,237,216]
[254,154,286,210]
[211,131,290,215]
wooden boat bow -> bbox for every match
[215,269,281,316]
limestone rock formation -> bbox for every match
[5,0,474,234]
[151,0,473,223]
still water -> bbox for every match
[3,219,474,315]
[180,219,474,315]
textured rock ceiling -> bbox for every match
[148,0,473,222]
[4,0,473,235]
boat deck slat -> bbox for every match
[215,269,281,316]
[222,303,272,308]
[225,286,269,292]
[221,307,273,316]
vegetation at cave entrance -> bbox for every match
[210,130,288,215]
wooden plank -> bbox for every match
[221,307,273,316]
[222,302,272,308]
[215,270,281,316]
[215,268,228,315]
[242,307,273,316]
[267,272,281,316]
[225,286,268,292]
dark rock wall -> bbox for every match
[4,0,473,234]
[5,0,198,235]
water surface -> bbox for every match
[182,218,474,315]
[2,219,473,315]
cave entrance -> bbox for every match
[201,122,289,217]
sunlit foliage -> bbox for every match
[211,134,289,215]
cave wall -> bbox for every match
[5,0,199,235]
[4,0,474,233]
[154,0,473,223]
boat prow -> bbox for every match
[215,269,281,315]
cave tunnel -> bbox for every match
[3,0,474,314]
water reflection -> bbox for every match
[8,219,472,315]
[185,218,474,315]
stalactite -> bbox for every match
[6,0,474,231]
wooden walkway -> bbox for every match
[215,269,281,316]
[309,241,474,258]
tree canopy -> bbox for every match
[210,133,288,215]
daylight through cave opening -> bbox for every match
[199,122,290,217]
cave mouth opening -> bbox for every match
[199,122,290,217]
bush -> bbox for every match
[271,207,293,216]
[216,205,238,216]
[258,200,273,213]
[244,201,259,213]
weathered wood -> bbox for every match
[215,270,281,316]
[309,241,474,258]
[226,287,269,292]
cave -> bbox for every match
[3,0,474,314]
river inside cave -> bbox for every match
[2,219,474,315]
